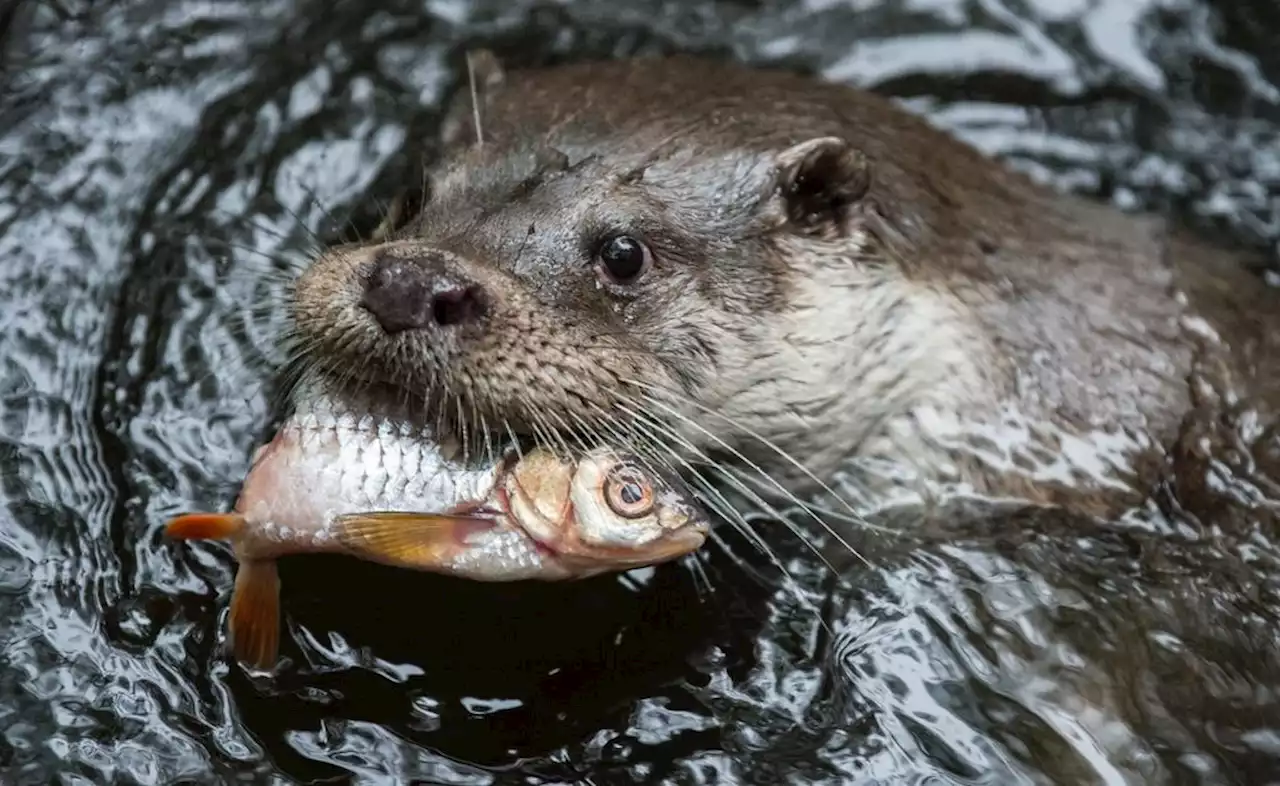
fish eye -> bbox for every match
[603,462,655,519]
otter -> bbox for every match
[290,52,1280,523]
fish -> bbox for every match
[164,376,710,670]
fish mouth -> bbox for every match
[563,529,710,572]
[631,528,711,566]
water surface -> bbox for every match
[2,1,1279,784]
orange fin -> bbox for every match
[228,558,281,670]
[165,513,246,541]
[332,511,498,569]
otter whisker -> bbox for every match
[621,399,857,576]
[525,404,571,461]
[540,407,581,455]
[683,552,715,600]
[624,384,897,543]
[667,466,842,645]
[277,353,314,396]
[714,463,883,576]
[120,266,298,290]
[432,384,450,442]
[453,392,470,464]
[564,408,618,459]
[198,208,328,254]
[579,401,709,499]
[457,389,476,463]
[274,177,365,250]
[580,403,686,486]
[628,377,889,532]
[600,404,867,653]
[189,227,316,264]
[466,49,486,149]
[475,394,497,467]
[520,404,552,455]
[705,526,775,588]
[621,385,877,568]
[418,154,431,229]
[542,413,578,460]
[503,419,525,463]
[523,395,580,459]
[608,429,767,602]
[603,396,845,629]
[543,407,592,458]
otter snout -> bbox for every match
[361,254,487,333]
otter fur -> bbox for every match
[291,53,1280,522]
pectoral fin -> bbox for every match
[229,558,281,670]
[332,511,498,569]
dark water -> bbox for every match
[3,1,1280,783]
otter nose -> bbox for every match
[361,255,486,333]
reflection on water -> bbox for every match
[1,0,1278,783]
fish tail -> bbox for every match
[165,513,246,541]
[228,558,281,670]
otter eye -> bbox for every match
[594,234,652,285]
[603,463,655,518]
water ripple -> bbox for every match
[1,0,1278,783]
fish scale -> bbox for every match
[277,411,496,520]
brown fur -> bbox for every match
[291,54,1280,518]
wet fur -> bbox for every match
[290,54,1280,521]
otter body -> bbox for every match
[292,54,1280,519]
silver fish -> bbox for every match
[165,376,710,669]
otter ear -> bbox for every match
[441,49,508,148]
[774,137,871,236]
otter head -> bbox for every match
[291,54,997,495]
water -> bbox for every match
[2,1,1279,783]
